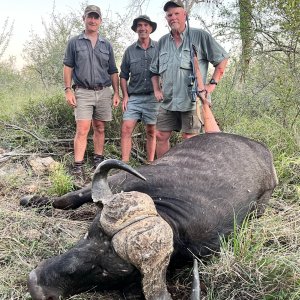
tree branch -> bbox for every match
[0,120,142,144]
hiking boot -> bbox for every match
[71,161,86,186]
[93,154,105,169]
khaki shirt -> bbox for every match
[150,27,229,112]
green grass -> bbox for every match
[48,163,75,196]
[203,204,300,299]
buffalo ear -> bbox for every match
[92,159,146,203]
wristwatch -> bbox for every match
[209,79,218,85]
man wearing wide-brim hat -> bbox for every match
[119,15,160,163]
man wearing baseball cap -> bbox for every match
[63,5,120,182]
[119,15,159,163]
[150,0,229,158]
[163,0,184,11]
[83,4,102,17]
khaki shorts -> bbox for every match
[156,107,202,134]
[74,87,113,121]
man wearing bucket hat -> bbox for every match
[63,5,120,181]
[150,0,229,158]
[120,15,159,163]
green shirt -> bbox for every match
[150,27,229,112]
[119,39,158,95]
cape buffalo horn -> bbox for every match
[92,159,146,203]
[191,258,201,300]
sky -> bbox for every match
[0,0,171,69]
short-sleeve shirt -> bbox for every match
[150,27,229,112]
[120,39,158,95]
[63,32,118,88]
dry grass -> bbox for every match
[0,157,299,300]
[0,160,121,300]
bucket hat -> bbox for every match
[131,15,157,33]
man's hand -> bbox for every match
[198,90,211,107]
[122,95,129,112]
[151,75,164,102]
[112,93,120,108]
[154,90,164,102]
[65,89,76,108]
[204,82,217,95]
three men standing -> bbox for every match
[64,2,229,172]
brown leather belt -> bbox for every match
[129,92,153,96]
[73,84,105,91]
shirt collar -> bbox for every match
[79,31,104,42]
[168,26,187,40]
[135,38,154,49]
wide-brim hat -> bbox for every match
[131,15,157,33]
[163,0,184,11]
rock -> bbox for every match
[29,156,59,175]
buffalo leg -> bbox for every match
[20,184,93,210]
[112,216,174,300]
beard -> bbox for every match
[170,22,181,31]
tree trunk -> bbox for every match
[239,0,254,82]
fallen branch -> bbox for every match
[1,120,142,144]
[0,151,62,163]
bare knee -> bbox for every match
[156,131,171,143]
[122,120,136,138]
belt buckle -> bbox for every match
[94,85,103,91]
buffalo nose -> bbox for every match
[28,270,45,300]
[28,270,60,300]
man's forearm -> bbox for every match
[120,78,128,97]
[212,58,229,82]
[111,73,120,95]
[151,75,161,92]
[63,65,73,88]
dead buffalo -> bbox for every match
[23,133,278,300]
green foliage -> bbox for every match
[224,116,298,159]
[23,10,81,87]
[18,92,75,138]
[214,56,299,158]
[100,11,134,65]
[48,163,74,196]
[22,4,134,87]
[204,206,300,299]
[273,154,300,203]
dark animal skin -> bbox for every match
[24,133,278,300]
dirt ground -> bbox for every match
[0,159,193,300]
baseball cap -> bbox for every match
[163,0,184,11]
[84,5,101,17]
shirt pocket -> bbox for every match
[159,51,169,74]
[180,49,192,70]
[76,45,89,64]
[96,47,110,68]
[130,57,142,75]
